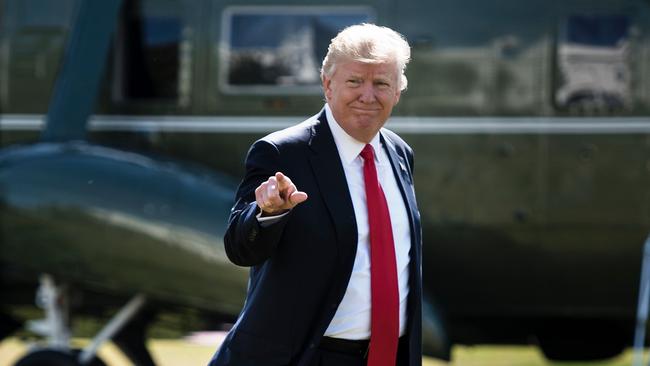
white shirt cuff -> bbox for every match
[256,210,290,227]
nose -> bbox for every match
[358,82,376,104]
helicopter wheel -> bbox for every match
[14,348,106,366]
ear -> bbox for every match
[322,75,332,101]
[394,89,401,105]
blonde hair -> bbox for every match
[321,23,411,91]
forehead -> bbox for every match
[337,61,397,78]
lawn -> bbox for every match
[0,338,644,366]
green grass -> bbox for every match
[0,338,217,366]
[0,338,645,366]
[432,346,642,366]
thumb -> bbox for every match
[288,191,308,206]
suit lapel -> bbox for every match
[381,131,423,348]
[308,112,357,262]
[381,131,422,264]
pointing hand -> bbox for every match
[255,172,308,216]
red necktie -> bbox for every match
[360,144,399,366]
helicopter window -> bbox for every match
[112,0,192,107]
[1,0,79,113]
[392,0,650,116]
[554,15,633,114]
[219,6,374,95]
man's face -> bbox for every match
[323,61,401,143]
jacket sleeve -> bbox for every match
[223,139,291,266]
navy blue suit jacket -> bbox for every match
[210,110,422,366]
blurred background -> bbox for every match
[1,0,650,365]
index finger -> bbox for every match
[275,172,291,189]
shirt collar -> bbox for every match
[324,103,382,165]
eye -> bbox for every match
[376,81,391,89]
[346,79,361,86]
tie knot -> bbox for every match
[360,144,375,162]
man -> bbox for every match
[210,23,422,366]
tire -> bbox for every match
[536,320,626,361]
[15,348,106,366]
[539,337,624,361]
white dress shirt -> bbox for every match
[322,104,411,340]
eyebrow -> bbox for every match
[346,73,393,80]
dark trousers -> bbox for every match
[309,337,409,366]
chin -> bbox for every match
[354,114,379,124]
[353,120,378,132]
